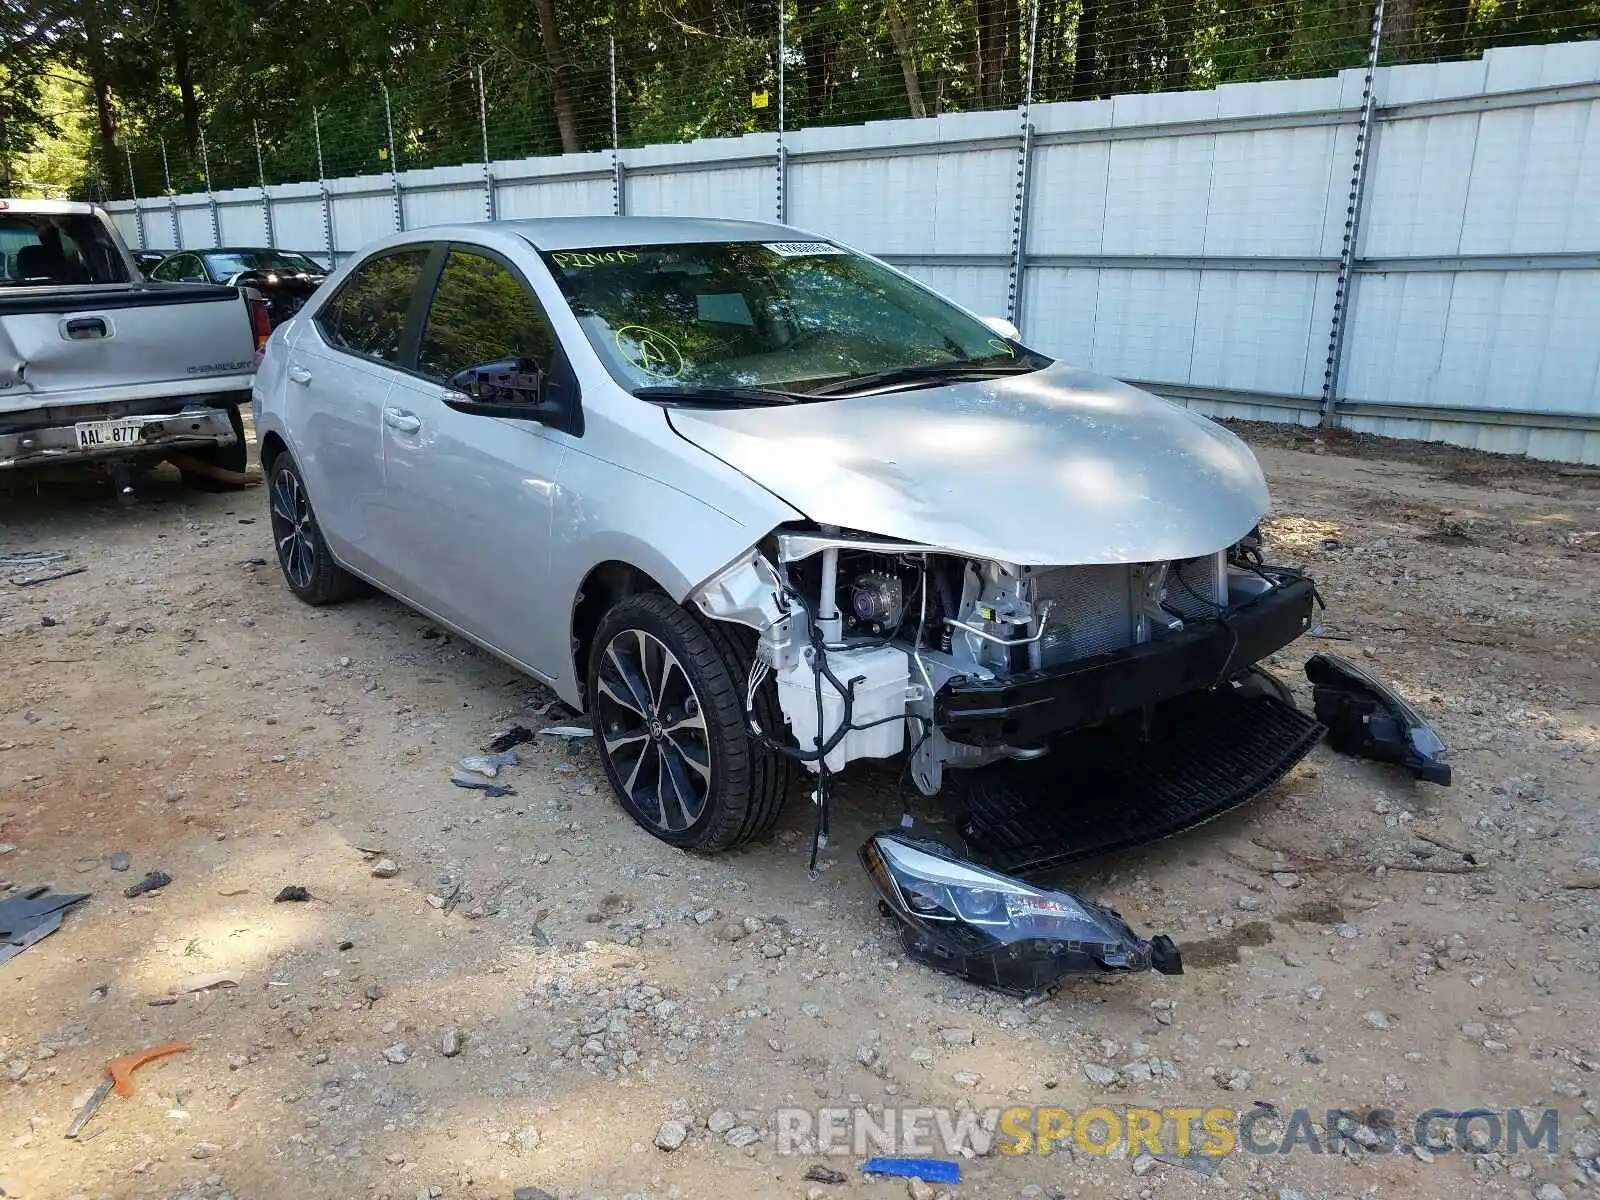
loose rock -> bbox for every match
[654,1120,687,1151]
[383,1043,411,1064]
[1362,1010,1394,1030]
[440,1028,463,1058]
[371,858,400,878]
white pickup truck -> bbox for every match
[0,197,269,496]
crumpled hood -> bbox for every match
[666,363,1270,566]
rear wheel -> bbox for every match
[588,593,791,852]
[177,403,249,491]
[267,453,365,605]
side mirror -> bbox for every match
[443,357,564,424]
[979,315,1021,342]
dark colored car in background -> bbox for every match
[149,247,328,326]
[131,249,166,277]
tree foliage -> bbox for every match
[2,0,1595,198]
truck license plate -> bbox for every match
[74,419,146,450]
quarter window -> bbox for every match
[318,249,430,364]
[417,249,556,384]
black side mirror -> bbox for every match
[443,357,565,424]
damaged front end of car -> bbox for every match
[692,521,1327,869]
[861,832,1182,996]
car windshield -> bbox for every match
[536,239,1044,397]
[206,250,324,276]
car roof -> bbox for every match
[498,216,803,251]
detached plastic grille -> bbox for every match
[950,690,1324,876]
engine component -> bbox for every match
[776,643,910,772]
[860,832,1182,995]
[848,571,904,633]
[1305,652,1451,785]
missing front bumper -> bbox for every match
[934,575,1318,748]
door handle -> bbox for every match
[287,364,313,385]
[62,317,109,340]
[383,407,422,434]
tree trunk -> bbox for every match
[975,0,1006,105]
[532,0,582,153]
[1439,0,1472,59]
[174,34,201,150]
[82,1,118,178]
[885,1,927,117]
[1163,0,1190,91]
[798,0,835,121]
[1382,0,1418,60]
[1071,0,1102,100]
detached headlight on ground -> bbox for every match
[860,833,1182,996]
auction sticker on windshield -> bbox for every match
[615,325,684,378]
[764,241,844,257]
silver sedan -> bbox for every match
[253,217,1316,865]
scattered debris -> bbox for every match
[440,1028,463,1057]
[9,565,87,587]
[511,1190,557,1200]
[804,1165,849,1185]
[485,725,536,753]
[0,843,14,855]
[108,852,131,872]
[1306,653,1451,785]
[451,770,516,797]
[65,1041,192,1139]
[458,749,520,779]
[169,972,240,995]
[863,1159,960,1184]
[0,886,90,963]
[538,725,593,739]
[273,886,312,903]
[1150,1152,1219,1178]
[122,871,171,898]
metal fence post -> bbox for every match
[313,108,336,263]
[124,145,148,250]
[253,120,277,247]
[198,127,221,244]
[383,84,405,232]
[610,36,626,216]
[1320,0,1385,426]
[775,0,787,223]
[477,65,496,222]
[160,138,183,249]
[1006,0,1042,331]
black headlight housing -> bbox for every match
[861,832,1182,996]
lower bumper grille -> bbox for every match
[949,689,1324,876]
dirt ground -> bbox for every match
[1,421,1597,1200]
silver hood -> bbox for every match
[667,363,1269,567]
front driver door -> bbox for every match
[378,245,572,676]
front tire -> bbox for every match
[588,593,791,852]
[267,453,365,605]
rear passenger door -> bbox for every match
[286,246,432,583]
[378,245,573,673]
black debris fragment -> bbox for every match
[484,725,536,754]
[1305,652,1452,785]
[451,771,516,798]
[0,886,90,963]
[123,871,171,898]
[273,886,312,903]
[803,1165,849,1185]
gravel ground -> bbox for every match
[1,421,1597,1200]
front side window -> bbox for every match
[317,248,430,364]
[417,249,556,384]
[537,239,1041,398]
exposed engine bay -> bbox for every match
[693,523,1327,869]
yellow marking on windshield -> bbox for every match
[551,249,642,269]
[615,325,684,378]
[986,338,1017,357]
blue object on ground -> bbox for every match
[862,1157,961,1184]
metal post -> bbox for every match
[477,65,496,222]
[383,84,404,232]
[124,145,148,250]
[253,119,277,247]
[160,138,183,249]
[775,0,787,223]
[1320,0,1385,426]
[609,36,625,216]
[313,108,336,263]
[198,127,221,244]
[1006,0,1042,330]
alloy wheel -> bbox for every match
[593,628,712,832]
[269,466,316,590]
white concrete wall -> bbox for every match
[104,41,1600,463]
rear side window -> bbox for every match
[0,213,130,284]
[317,249,430,364]
[417,249,556,383]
